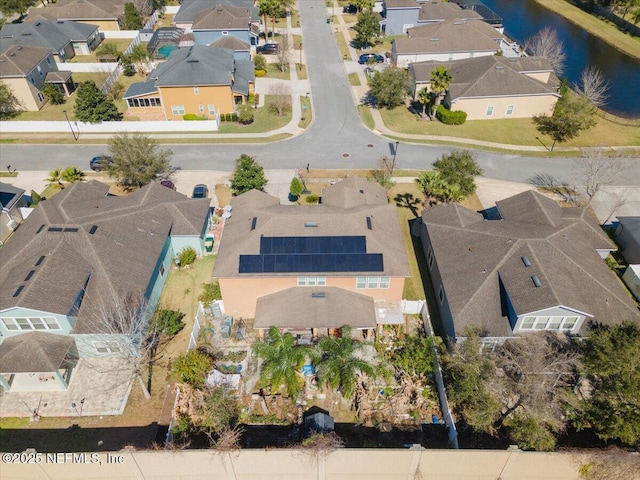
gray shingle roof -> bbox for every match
[422,190,640,337]
[418,1,482,21]
[0,20,97,55]
[212,178,410,279]
[0,181,210,334]
[385,0,420,9]
[254,287,377,329]
[0,45,52,77]
[192,5,250,30]
[409,55,558,99]
[0,332,74,373]
[24,0,126,22]
[210,35,250,51]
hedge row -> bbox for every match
[436,105,467,125]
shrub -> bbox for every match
[289,177,303,198]
[30,190,42,207]
[153,309,185,336]
[42,84,64,105]
[198,282,222,306]
[305,194,319,204]
[121,58,136,76]
[435,105,467,125]
[179,246,197,267]
[255,69,267,77]
[254,53,267,71]
[238,104,254,124]
[171,349,213,388]
[183,113,206,121]
[230,112,238,122]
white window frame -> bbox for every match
[367,277,379,289]
[356,277,366,289]
[208,104,216,115]
[171,105,185,115]
[159,263,165,277]
[485,105,494,117]
[37,92,45,102]
[37,65,43,76]
[193,87,200,95]
[505,104,514,116]
[93,341,121,354]
[519,315,581,332]
[1,316,61,331]
[379,276,390,289]
[198,104,204,113]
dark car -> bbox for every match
[343,4,358,13]
[358,53,385,64]
[192,184,209,199]
[160,180,176,190]
[257,43,280,55]
[89,155,113,172]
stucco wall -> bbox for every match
[159,84,235,118]
[393,49,496,68]
[219,276,405,318]
[622,265,640,301]
[449,94,558,120]
[0,307,73,343]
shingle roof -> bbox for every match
[0,181,210,334]
[192,5,250,30]
[175,0,258,24]
[409,55,558,99]
[322,176,388,209]
[210,36,250,51]
[418,1,482,21]
[395,19,504,54]
[0,45,52,77]
[0,20,97,55]
[24,0,126,22]
[0,332,74,373]
[212,178,410,279]
[422,190,640,337]
[385,0,420,8]
[254,287,377,329]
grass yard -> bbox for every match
[217,97,291,133]
[298,96,312,128]
[71,39,134,63]
[215,184,232,207]
[336,31,351,60]
[348,72,361,86]
[293,34,303,50]
[154,13,175,29]
[358,105,375,129]
[266,63,291,80]
[295,63,308,80]
[378,106,640,147]
[274,9,300,28]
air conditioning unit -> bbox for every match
[6,219,18,231]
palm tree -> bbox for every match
[315,326,375,399]
[416,170,463,204]
[46,168,65,190]
[430,66,452,107]
[252,326,316,398]
[417,87,430,118]
[61,166,86,184]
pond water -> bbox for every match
[480,0,640,117]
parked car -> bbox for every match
[89,155,113,172]
[160,180,176,190]
[343,4,358,13]
[257,43,280,55]
[192,184,209,198]
[358,53,385,64]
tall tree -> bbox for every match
[42,84,64,105]
[74,81,119,123]
[229,154,268,195]
[61,166,86,184]
[252,326,315,398]
[574,65,609,108]
[576,322,640,448]
[368,68,407,109]
[433,149,482,198]
[525,26,566,76]
[353,10,380,48]
[416,170,463,204]
[574,148,631,204]
[430,66,452,107]
[258,0,280,41]
[416,87,432,118]
[122,2,143,30]
[316,326,376,399]
[107,133,173,188]
[0,0,36,17]
[0,83,21,118]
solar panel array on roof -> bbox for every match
[260,236,366,255]
[239,253,383,273]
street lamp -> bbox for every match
[392,141,400,173]
[62,110,78,141]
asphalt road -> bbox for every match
[0,0,639,188]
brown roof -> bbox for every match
[212,178,410,279]
[0,332,74,373]
[254,287,377,329]
[409,55,558,99]
[0,181,210,333]
[210,36,250,50]
[0,45,52,77]
[25,0,126,22]
[422,190,640,337]
[192,5,250,30]
[418,1,482,21]
[45,70,73,83]
[385,0,420,8]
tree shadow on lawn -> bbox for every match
[394,192,422,218]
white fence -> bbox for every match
[143,9,162,30]
[1,119,219,133]
[62,63,119,72]
[164,5,180,14]
[401,299,426,314]
[187,302,205,351]
[102,30,139,39]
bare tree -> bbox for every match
[602,188,630,225]
[574,149,631,204]
[369,155,396,192]
[574,66,609,108]
[277,39,291,72]
[267,84,292,116]
[525,26,566,77]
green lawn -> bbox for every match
[295,63,308,80]
[71,39,134,63]
[378,106,640,147]
[335,31,351,60]
[348,72,361,86]
[358,105,375,129]
[293,34,303,50]
[217,97,291,133]
[266,63,291,80]
[298,96,312,128]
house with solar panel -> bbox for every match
[0,181,210,394]
[420,190,640,346]
[212,177,411,340]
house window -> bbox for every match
[37,92,45,102]
[356,277,366,289]
[171,105,185,115]
[297,277,306,286]
[1,318,19,331]
[1,317,61,331]
[159,264,165,277]
[208,104,216,115]
[128,98,162,108]
[448,53,454,61]
[521,316,535,329]
[28,75,35,85]
[93,341,121,354]
[438,285,445,304]
[199,104,204,113]
[367,277,379,289]
[356,276,390,289]
[298,276,327,286]
[485,105,494,117]
[46,57,51,66]
[37,65,43,76]
[194,87,200,95]
[470,52,475,58]
[547,317,562,330]
[562,316,579,331]
[427,246,434,269]
[533,317,549,330]
[519,315,580,332]
[317,277,326,286]
[505,105,514,116]
[379,276,390,289]
[307,277,317,286]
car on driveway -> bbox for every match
[89,156,113,172]
[358,53,385,64]
[257,43,279,55]
[343,4,357,13]
[192,184,209,198]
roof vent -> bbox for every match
[250,217,257,230]
[366,216,372,230]
[304,222,318,227]
[430,37,439,41]
[13,285,24,298]
[35,255,46,266]
[63,227,79,232]
[187,59,199,63]
[496,65,504,69]
[453,21,463,25]
[36,224,45,234]
[89,225,98,234]
[521,256,531,267]
[531,275,542,288]
[359,189,364,194]
[24,270,35,281]
[311,292,326,298]
[48,227,63,232]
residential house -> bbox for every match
[0,181,211,392]
[616,217,640,301]
[212,177,411,339]
[392,18,505,68]
[123,45,254,120]
[0,20,101,62]
[420,190,640,344]
[0,182,29,245]
[175,0,259,38]
[381,0,482,36]
[210,36,251,61]
[24,0,126,31]
[0,45,75,111]
[408,55,559,120]
[191,5,258,47]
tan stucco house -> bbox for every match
[408,55,560,120]
[212,177,411,338]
